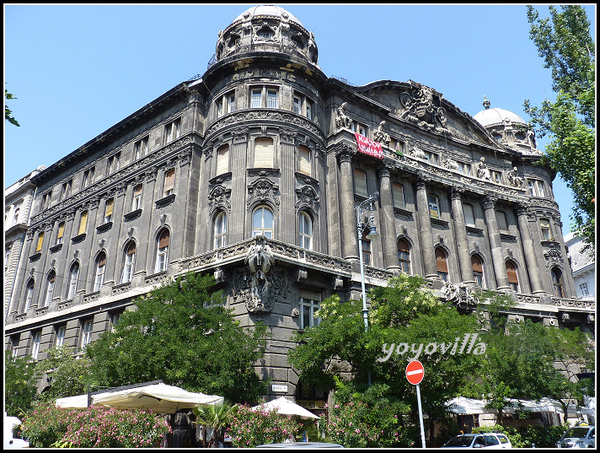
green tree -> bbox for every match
[84,272,268,404]
[193,402,237,445]
[34,345,94,403]
[524,5,595,251]
[5,88,20,126]
[4,351,41,417]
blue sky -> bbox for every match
[4,3,596,236]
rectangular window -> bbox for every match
[266,89,278,108]
[104,198,114,223]
[293,96,302,114]
[579,282,589,296]
[55,326,66,347]
[251,89,262,108]
[496,211,508,231]
[354,169,368,197]
[42,193,51,210]
[132,184,143,211]
[463,203,475,226]
[254,138,274,168]
[300,298,321,329]
[36,232,44,252]
[31,331,41,360]
[163,169,175,196]
[540,218,552,241]
[82,166,95,189]
[60,180,72,200]
[134,136,148,160]
[528,179,546,197]
[428,195,440,219]
[217,145,229,175]
[299,146,311,176]
[306,100,314,120]
[227,92,236,113]
[392,183,405,209]
[165,119,181,143]
[106,152,120,175]
[78,211,88,235]
[80,320,93,349]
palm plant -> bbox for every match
[193,402,237,445]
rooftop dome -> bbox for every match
[473,96,527,127]
[232,5,303,28]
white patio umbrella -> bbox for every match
[56,382,224,414]
[252,396,320,420]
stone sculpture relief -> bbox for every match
[335,102,352,131]
[398,81,449,133]
[373,121,391,147]
[505,167,524,188]
[475,157,491,180]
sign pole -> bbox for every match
[415,383,426,448]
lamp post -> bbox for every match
[355,192,380,386]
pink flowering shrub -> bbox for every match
[227,404,302,447]
[21,403,171,448]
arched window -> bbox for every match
[156,229,170,273]
[435,247,449,282]
[354,169,368,197]
[121,242,136,284]
[397,238,411,274]
[551,267,565,298]
[299,211,313,250]
[471,255,484,288]
[254,138,274,168]
[214,211,227,249]
[67,263,79,300]
[24,279,35,312]
[506,260,519,292]
[93,252,106,292]
[252,206,274,238]
[43,271,56,307]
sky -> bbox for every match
[4,3,596,236]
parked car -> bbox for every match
[441,433,512,448]
[556,424,595,448]
[256,441,344,448]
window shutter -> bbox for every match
[97,253,106,267]
[506,261,518,284]
[299,146,311,175]
[79,211,88,235]
[105,198,114,218]
[127,243,136,255]
[159,230,170,249]
[393,183,405,209]
[57,223,65,239]
[435,248,448,273]
[254,138,273,168]
[217,145,229,175]
[354,169,367,197]
[164,169,175,194]
[471,255,483,273]
[36,232,44,252]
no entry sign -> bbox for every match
[406,360,424,385]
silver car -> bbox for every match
[556,425,595,448]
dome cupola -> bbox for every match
[214,4,318,66]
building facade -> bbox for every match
[565,232,595,302]
[4,5,594,405]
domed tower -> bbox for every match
[473,96,541,155]
[214,5,318,66]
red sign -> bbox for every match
[406,360,424,385]
[355,133,384,159]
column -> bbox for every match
[516,204,545,294]
[338,152,358,260]
[414,177,437,278]
[450,187,475,285]
[378,166,400,271]
[482,195,509,290]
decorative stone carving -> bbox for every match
[505,167,524,188]
[335,102,352,131]
[208,184,232,212]
[475,157,491,180]
[399,81,449,133]
[247,178,280,208]
[373,121,390,147]
[442,281,477,308]
[295,185,320,212]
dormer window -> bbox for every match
[257,26,274,39]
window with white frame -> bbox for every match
[44,271,56,307]
[293,92,314,120]
[250,86,279,109]
[156,229,170,273]
[216,91,236,117]
[350,121,367,136]
[299,211,313,250]
[132,184,143,211]
[252,206,274,238]
[55,325,66,347]
[104,198,114,223]
[360,226,373,266]
[300,298,320,329]
[106,152,120,175]
[134,136,148,160]
[436,247,449,281]
[164,118,181,143]
[540,218,553,241]
[121,242,136,284]
[31,331,41,360]
[60,180,72,201]
[397,238,411,274]
[80,319,93,349]
[579,282,589,296]
[93,253,106,292]
[56,222,65,245]
[67,263,79,300]
[214,211,227,249]
[82,166,95,189]
[11,335,20,358]
[163,169,175,196]
[24,279,34,311]
[527,179,546,197]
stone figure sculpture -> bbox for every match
[335,102,351,130]
[373,121,391,146]
[476,157,491,180]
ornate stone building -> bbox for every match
[4,5,594,406]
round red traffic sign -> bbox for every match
[406,360,424,385]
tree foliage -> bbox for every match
[5,88,20,126]
[84,272,268,404]
[4,351,41,418]
[524,5,595,250]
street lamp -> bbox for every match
[355,191,380,332]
